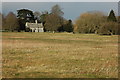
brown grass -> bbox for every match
[2,32,118,78]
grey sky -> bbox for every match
[1,0,119,2]
[2,2,118,21]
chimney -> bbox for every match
[35,20,38,24]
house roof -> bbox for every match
[26,23,43,28]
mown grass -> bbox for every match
[2,32,118,78]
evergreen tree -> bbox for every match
[17,9,34,31]
[107,10,117,22]
[63,20,73,32]
[40,11,48,24]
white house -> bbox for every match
[25,20,44,32]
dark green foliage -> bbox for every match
[25,27,31,32]
[40,11,49,24]
[118,24,120,35]
[107,10,117,22]
[17,9,34,22]
[58,19,73,32]
[57,26,64,32]
[118,16,120,23]
[17,9,35,31]
[63,20,73,32]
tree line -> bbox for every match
[74,10,120,35]
[1,4,73,33]
[0,4,120,35]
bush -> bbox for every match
[25,28,31,32]
[98,21,118,35]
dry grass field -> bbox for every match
[2,32,118,78]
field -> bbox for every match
[2,32,118,78]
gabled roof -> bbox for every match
[26,23,43,28]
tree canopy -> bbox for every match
[2,4,118,35]
[75,12,106,33]
[44,14,64,32]
[33,11,41,21]
[17,9,34,22]
[51,4,64,17]
[4,12,19,31]
[17,9,34,31]
[75,10,118,35]
[107,10,117,22]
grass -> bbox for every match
[2,32,118,78]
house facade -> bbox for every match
[25,20,44,32]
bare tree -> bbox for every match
[75,11,106,33]
[51,4,64,17]
[34,11,41,21]
[5,12,19,31]
[44,14,64,32]
[44,4,65,32]
[0,13,2,30]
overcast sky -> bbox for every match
[1,2,118,21]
